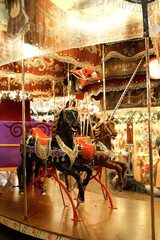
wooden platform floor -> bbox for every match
[0,175,160,240]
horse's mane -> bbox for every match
[52,107,78,137]
[94,120,105,140]
[52,110,61,137]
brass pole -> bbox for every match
[102,44,108,187]
[67,63,70,102]
[145,36,155,240]
[102,44,106,120]
[86,95,89,136]
[141,0,155,238]
[21,35,27,220]
[53,79,55,116]
[8,75,10,91]
[67,64,72,186]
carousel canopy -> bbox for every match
[0,0,159,104]
[0,38,156,98]
[0,0,160,66]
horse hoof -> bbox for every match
[19,190,24,195]
[117,185,123,192]
[41,189,46,195]
[78,197,85,203]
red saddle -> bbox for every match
[31,128,50,146]
[77,139,94,159]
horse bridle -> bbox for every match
[54,109,78,134]
[63,109,78,130]
[93,122,115,142]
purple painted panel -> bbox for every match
[0,121,52,168]
[0,147,22,168]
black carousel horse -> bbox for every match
[77,119,127,191]
[17,106,92,203]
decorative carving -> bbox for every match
[5,122,52,138]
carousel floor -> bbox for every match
[0,173,160,240]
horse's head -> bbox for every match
[93,119,117,150]
[94,119,117,142]
[53,107,80,136]
[63,106,80,133]
[104,119,117,139]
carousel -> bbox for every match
[0,1,160,240]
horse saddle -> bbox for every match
[77,139,94,159]
[31,128,51,160]
[32,128,50,146]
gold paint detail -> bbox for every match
[55,135,78,167]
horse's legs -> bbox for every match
[17,163,23,193]
[34,162,46,195]
[113,161,127,178]
[34,162,41,179]
[100,159,123,190]
[64,174,70,191]
[26,161,33,187]
[72,162,92,187]
[57,164,85,202]
[17,157,33,194]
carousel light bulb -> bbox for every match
[10,91,16,99]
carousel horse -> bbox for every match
[77,119,127,191]
[71,67,101,89]
[17,106,92,203]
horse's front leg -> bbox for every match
[57,164,85,203]
[72,161,92,187]
[64,174,70,191]
[34,161,46,195]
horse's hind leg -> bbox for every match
[17,163,24,194]
[17,159,33,194]
[101,159,123,191]
[113,161,127,178]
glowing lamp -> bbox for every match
[149,57,160,79]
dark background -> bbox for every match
[0,224,39,240]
